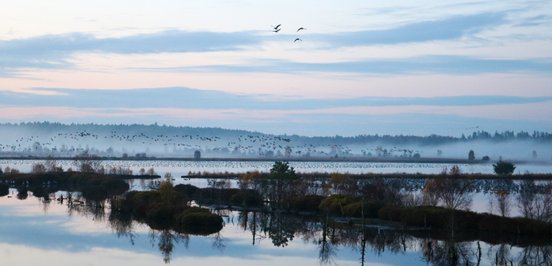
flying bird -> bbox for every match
[293,38,302,42]
[273,28,281,33]
[272,24,282,30]
[297,27,306,32]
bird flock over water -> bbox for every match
[271,24,306,42]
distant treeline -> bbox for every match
[287,131,552,145]
[1,122,551,145]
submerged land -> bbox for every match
[2,160,551,247]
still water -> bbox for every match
[1,190,550,266]
[1,160,551,265]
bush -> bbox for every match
[287,195,325,212]
[229,190,263,207]
[176,210,223,235]
[377,206,552,237]
[146,204,174,228]
[319,195,359,215]
[174,184,200,198]
[81,177,129,200]
[122,188,224,235]
[342,201,385,218]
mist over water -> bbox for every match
[1,123,551,163]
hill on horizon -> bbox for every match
[0,122,551,161]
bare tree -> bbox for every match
[517,180,552,222]
[74,152,103,173]
[423,166,474,210]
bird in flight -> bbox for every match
[294,38,302,42]
[273,28,281,33]
[297,27,306,32]
[272,24,281,30]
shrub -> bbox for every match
[229,190,263,207]
[174,184,199,198]
[377,206,552,237]
[176,210,223,235]
[287,195,325,212]
[342,201,385,218]
[319,195,359,215]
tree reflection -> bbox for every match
[16,188,28,200]
[422,240,476,266]
[318,215,337,265]
[212,232,225,251]
[517,245,552,266]
[267,212,296,247]
[149,229,190,264]
[66,197,107,222]
[487,243,513,266]
[109,206,136,245]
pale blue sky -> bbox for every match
[0,0,551,136]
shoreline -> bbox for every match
[0,156,549,165]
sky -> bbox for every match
[0,0,551,136]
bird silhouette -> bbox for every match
[273,28,281,33]
[297,27,305,32]
[272,24,282,30]
[293,38,302,42]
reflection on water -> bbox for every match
[1,191,551,266]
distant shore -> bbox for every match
[0,155,549,165]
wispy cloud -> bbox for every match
[0,31,258,56]
[311,13,504,47]
[1,87,551,110]
[0,30,259,75]
[160,56,552,75]
[0,12,508,75]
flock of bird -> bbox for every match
[0,129,339,157]
[271,24,306,42]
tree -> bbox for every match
[74,152,102,173]
[269,161,296,179]
[268,161,298,210]
[31,163,46,173]
[423,166,474,210]
[493,161,516,176]
[517,180,552,222]
[468,150,475,160]
[329,173,357,195]
[45,158,63,172]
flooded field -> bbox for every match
[1,191,550,266]
[1,159,551,177]
[1,159,551,265]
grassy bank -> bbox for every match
[0,172,141,200]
